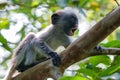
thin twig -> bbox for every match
[114,0,120,6]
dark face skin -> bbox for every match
[51,9,78,36]
[61,13,78,36]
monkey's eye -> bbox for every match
[70,17,75,23]
[70,17,78,25]
[71,18,75,22]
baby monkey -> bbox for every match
[4,8,78,80]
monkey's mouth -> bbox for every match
[70,27,77,36]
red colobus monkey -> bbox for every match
[4,8,78,80]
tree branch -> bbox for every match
[12,7,120,80]
[60,6,120,71]
[90,48,120,56]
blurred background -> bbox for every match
[0,0,120,80]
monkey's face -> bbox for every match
[60,13,78,36]
[51,10,78,36]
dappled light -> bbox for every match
[0,0,120,80]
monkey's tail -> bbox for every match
[3,64,16,80]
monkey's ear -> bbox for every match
[51,13,60,25]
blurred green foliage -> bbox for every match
[0,0,120,79]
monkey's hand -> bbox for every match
[94,46,103,51]
[48,52,61,67]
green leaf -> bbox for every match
[12,0,19,3]
[77,68,97,78]
[60,76,87,80]
[99,64,120,77]
[0,18,10,29]
[78,62,86,69]
[100,40,120,48]
[13,0,32,6]
[79,0,89,7]
[112,56,120,65]
[0,2,7,9]
[89,55,111,66]
[31,0,39,7]
[74,29,79,37]
[0,33,11,51]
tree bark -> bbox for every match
[12,7,120,80]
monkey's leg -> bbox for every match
[3,64,16,80]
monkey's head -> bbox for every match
[51,8,78,36]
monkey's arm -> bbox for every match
[33,39,61,67]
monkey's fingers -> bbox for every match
[52,56,61,67]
